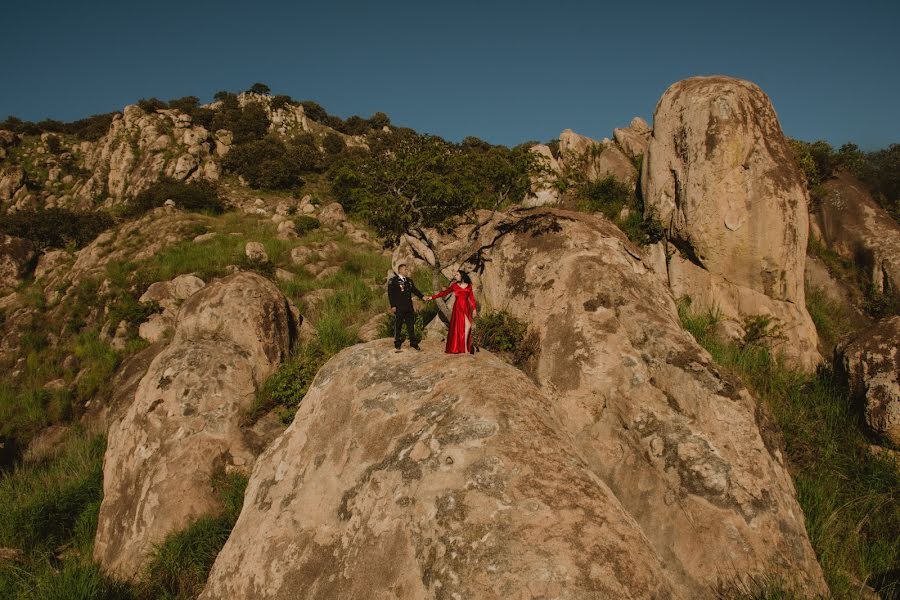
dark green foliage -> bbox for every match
[0,208,114,251]
[1,113,115,142]
[342,115,369,136]
[167,96,199,113]
[44,134,62,154]
[299,100,328,123]
[210,95,269,145]
[841,143,900,221]
[138,468,247,599]
[576,175,632,219]
[105,295,160,327]
[368,111,390,129]
[250,344,328,424]
[126,178,225,217]
[247,82,271,95]
[329,129,534,246]
[270,94,295,111]
[222,135,320,189]
[292,215,320,235]
[136,97,167,113]
[322,132,345,155]
[679,300,900,599]
[473,310,539,368]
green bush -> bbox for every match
[473,310,539,368]
[322,132,345,155]
[222,136,319,189]
[0,208,114,252]
[576,176,633,219]
[125,178,225,217]
[293,215,320,235]
[299,100,328,123]
[250,344,328,424]
[247,82,271,95]
[1,113,116,142]
[210,96,269,145]
[270,94,295,111]
[44,134,63,154]
[136,98,167,113]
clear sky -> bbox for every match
[2,0,897,149]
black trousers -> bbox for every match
[394,310,418,348]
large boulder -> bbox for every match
[201,339,680,599]
[0,234,35,292]
[613,116,652,160]
[93,272,300,579]
[642,76,820,370]
[812,169,900,297]
[559,129,637,186]
[836,316,900,445]
[521,144,562,207]
[465,208,827,595]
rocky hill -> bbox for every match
[0,78,898,599]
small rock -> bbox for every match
[358,313,387,342]
[315,266,340,280]
[138,313,172,343]
[317,202,346,228]
[275,268,295,282]
[245,242,269,263]
[193,232,217,243]
[290,246,313,265]
[163,199,176,208]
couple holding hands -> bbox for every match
[387,264,477,354]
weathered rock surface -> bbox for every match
[836,316,900,445]
[812,170,900,297]
[0,234,35,292]
[94,272,300,579]
[613,116,652,160]
[463,208,827,595]
[522,144,561,207]
[642,75,820,370]
[559,129,637,186]
[201,339,681,599]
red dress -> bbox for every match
[432,282,476,354]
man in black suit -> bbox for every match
[388,263,425,351]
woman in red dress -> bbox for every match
[426,271,478,354]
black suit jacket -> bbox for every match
[388,275,424,313]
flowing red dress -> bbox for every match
[431,282,476,354]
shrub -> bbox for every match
[167,95,200,113]
[270,95,295,111]
[211,96,269,145]
[44,134,63,154]
[576,176,633,219]
[473,310,539,368]
[293,215,320,235]
[322,132,345,155]
[368,112,390,130]
[126,178,225,217]
[0,208,114,251]
[136,97,168,113]
[249,343,328,424]
[299,100,328,123]
[247,82,271,95]
[222,136,315,189]
[342,115,369,136]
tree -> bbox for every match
[329,130,535,311]
[368,111,391,130]
[168,96,200,113]
[248,83,271,95]
[300,100,328,123]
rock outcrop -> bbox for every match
[201,339,681,599]
[94,272,299,579]
[613,116,651,161]
[75,105,222,204]
[642,76,820,370]
[836,316,900,445]
[465,209,827,595]
[0,234,35,292]
[811,169,900,298]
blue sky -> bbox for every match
[2,0,897,149]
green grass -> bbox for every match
[805,286,856,352]
[0,429,132,600]
[137,469,247,600]
[679,300,900,599]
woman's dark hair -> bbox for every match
[458,271,472,285]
